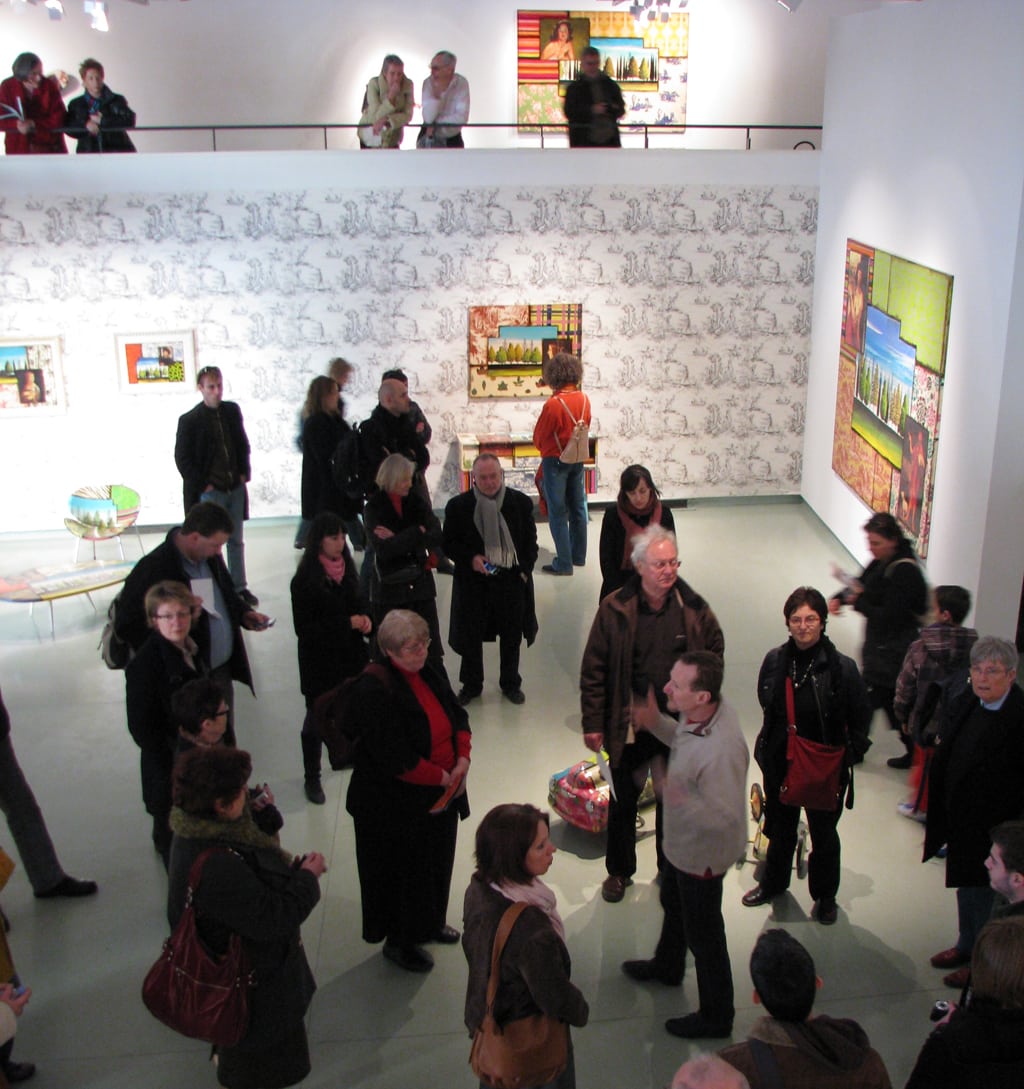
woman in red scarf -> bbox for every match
[598,465,675,601]
[290,512,371,804]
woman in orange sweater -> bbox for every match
[532,353,591,575]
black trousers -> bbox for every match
[762,789,843,903]
[457,571,525,694]
[605,733,668,878]
[653,862,734,1027]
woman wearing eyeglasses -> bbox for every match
[125,580,210,868]
[345,610,471,973]
[742,587,871,925]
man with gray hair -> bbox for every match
[580,524,724,903]
[420,50,470,148]
[924,636,1024,985]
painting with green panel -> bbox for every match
[832,239,953,558]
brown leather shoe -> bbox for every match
[943,966,970,989]
[741,884,778,908]
[601,875,633,903]
[930,946,970,969]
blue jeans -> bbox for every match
[201,484,247,590]
[541,457,587,573]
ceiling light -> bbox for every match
[777,0,803,11]
[83,0,108,31]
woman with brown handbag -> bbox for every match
[741,587,872,926]
[463,804,588,1089]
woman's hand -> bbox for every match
[350,614,373,634]
[0,984,30,1016]
[299,852,327,878]
[373,525,394,540]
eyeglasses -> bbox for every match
[154,610,191,622]
[647,559,680,572]
[970,665,1008,677]
[789,616,822,628]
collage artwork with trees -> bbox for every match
[831,239,954,557]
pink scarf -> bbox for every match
[491,878,565,943]
[318,551,346,583]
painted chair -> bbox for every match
[64,484,144,562]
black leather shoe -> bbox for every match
[741,884,778,908]
[304,778,326,805]
[601,875,633,903]
[887,753,912,769]
[433,924,461,944]
[35,876,98,899]
[502,688,526,705]
[621,959,682,986]
[665,1014,732,1039]
[4,1061,36,1083]
[238,588,260,608]
[383,941,434,973]
[456,687,481,706]
[815,898,838,925]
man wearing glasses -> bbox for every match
[419,51,469,148]
[580,525,724,903]
[924,636,1024,984]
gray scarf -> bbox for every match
[472,484,517,569]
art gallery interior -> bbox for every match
[0,1,1022,1087]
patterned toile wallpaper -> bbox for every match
[0,180,816,524]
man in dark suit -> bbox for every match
[174,365,257,606]
[442,454,538,706]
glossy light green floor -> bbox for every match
[0,502,958,1088]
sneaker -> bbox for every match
[897,802,928,824]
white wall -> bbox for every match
[0,0,870,151]
[802,0,1024,635]
[0,148,818,531]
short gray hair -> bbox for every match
[631,524,677,570]
[672,1054,751,1089]
[433,50,456,68]
[377,609,429,655]
[12,53,41,81]
[970,636,1018,673]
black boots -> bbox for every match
[301,734,326,805]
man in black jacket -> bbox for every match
[563,46,626,148]
[115,503,269,713]
[174,366,257,606]
[443,454,538,706]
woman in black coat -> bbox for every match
[290,512,371,805]
[463,804,588,1089]
[299,376,357,525]
[743,587,872,925]
[65,58,135,152]
[829,510,928,767]
[598,464,675,601]
[125,580,208,867]
[167,747,326,1089]
[346,610,470,974]
[363,453,445,675]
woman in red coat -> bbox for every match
[0,53,67,155]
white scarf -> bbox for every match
[473,484,518,569]
[491,878,565,943]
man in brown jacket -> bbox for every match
[580,525,724,902]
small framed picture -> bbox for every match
[116,331,196,394]
[0,337,67,417]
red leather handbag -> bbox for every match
[778,677,846,812]
[142,848,253,1046]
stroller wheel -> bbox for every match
[749,782,765,822]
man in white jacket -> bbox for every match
[622,650,749,1040]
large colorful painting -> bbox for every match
[468,304,582,399]
[0,338,67,416]
[831,240,954,557]
[517,9,688,134]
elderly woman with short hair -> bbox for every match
[533,352,591,576]
[346,610,471,973]
[0,52,67,154]
[125,580,208,866]
[363,452,445,673]
[925,636,1024,983]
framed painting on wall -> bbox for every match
[116,331,196,394]
[0,337,67,417]
[468,304,582,399]
[831,239,953,557]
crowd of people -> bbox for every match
[2,40,642,155]
[2,342,1021,1088]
